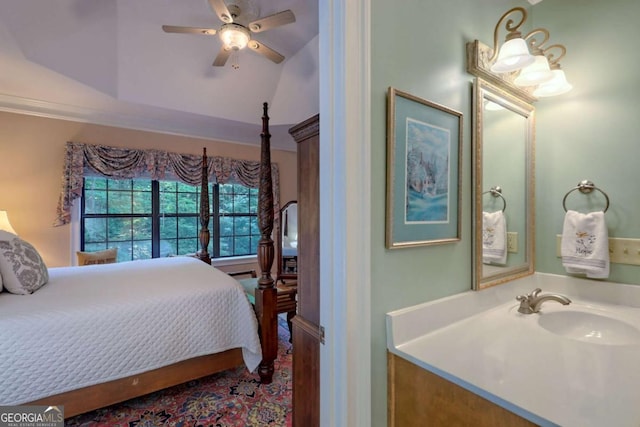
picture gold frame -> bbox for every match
[386,87,463,249]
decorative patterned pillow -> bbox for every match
[0,230,49,295]
[76,248,118,266]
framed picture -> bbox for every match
[386,87,463,248]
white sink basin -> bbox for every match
[537,310,640,345]
[387,274,640,427]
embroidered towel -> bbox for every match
[482,210,507,265]
[561,210,609,279]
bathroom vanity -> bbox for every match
[387,273,640,427]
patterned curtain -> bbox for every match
[54,142,280,227]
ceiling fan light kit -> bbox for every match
[162,0,296,69]
[220,23,250,50]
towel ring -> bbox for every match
[482,186,506,212]
[562,180,610,213]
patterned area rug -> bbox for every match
[66,319,292,427]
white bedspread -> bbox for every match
[0,257,262,405]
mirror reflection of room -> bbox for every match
[278,200,298,283]
[481,90,528,273]
[482,186,507,266]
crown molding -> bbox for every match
[0,93,297,151]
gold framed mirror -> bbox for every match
[472,77,535,290]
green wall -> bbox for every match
[533,0,640,284]
[371,0,640,424]
[370,0,526,424]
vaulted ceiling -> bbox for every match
[0,0,319,150]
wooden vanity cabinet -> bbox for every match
[388,352,537,427]
[289,114,320,427]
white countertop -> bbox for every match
[386,273,640,427]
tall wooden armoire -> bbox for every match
[288,114,320,427]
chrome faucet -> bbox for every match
[516,288,572,314]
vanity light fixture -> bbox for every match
[514,55,553,86]
[533,45,573,97]
[489,7,535,73]
[534,68,573,97]
[489,7,572,97]
[514,29,556,87]
[514,55,554,87]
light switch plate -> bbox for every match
[507,232,518,253]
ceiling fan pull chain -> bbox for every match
[231,50,240,70]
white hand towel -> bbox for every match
[561,210,609,279]
[482,210,507,265]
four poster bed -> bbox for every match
[0,104,280,418]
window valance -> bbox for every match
[55,142,280,226]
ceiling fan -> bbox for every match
[162,0,296,69]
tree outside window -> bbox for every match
[81,177,259,262]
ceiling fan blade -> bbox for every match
[248,40,285,64]
[212,46,232,66]
[248,10,296,33]
[208,0,233,23]
[162,25,217,35]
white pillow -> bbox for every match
[0,230,49,294]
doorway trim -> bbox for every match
[319,0,372,426]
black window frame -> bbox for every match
[80,177,259,261]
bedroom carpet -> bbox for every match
[65,318,292,427]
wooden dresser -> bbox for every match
[289,114,320,427]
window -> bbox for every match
[81,177,260,262]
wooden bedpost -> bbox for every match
[197,147,211,264]
[255,102,277,384]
